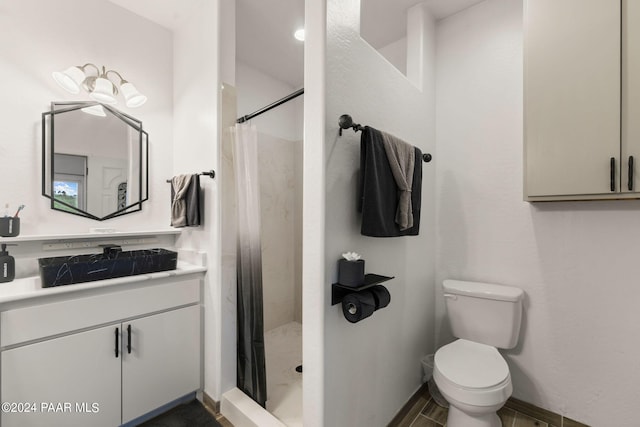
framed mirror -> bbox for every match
[42,102,149,220]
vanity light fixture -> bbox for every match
[294,28,305,41]
[52,63,147,108]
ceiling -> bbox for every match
[235,0,305,88]
[108,0,485,88]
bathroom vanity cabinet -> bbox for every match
[524,0,640,201]
[0,274,203,427]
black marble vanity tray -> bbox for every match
[38,248,178,288]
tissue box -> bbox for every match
[0,217,19,237]
[338,259,365,287]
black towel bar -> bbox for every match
[338,114,364,135]
[338,114,432,163]
[166,170,215,183]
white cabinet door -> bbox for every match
[121,305,201,423]
[622,0,640,193]
[1,325,121,427]
[525,0,620,198]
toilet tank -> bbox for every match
[443,279,524,349]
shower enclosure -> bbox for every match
[257,129,303,426]
[222,2,304,424]
[223,81,304,427]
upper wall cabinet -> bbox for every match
[524,0,640,201]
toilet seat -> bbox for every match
[434,339,512,407]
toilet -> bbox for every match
[433,279,524,427]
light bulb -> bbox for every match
[121,82,147,108]
[52,66,85,94]
[89,77,117,104]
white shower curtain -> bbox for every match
[231,123,267,407]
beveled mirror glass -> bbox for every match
[42,102,148,220]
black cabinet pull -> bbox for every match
[610,157,616,192]
[629,156,634,191]
[127,324,132,354]
[115,327,119,358]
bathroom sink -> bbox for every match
[38,247,178,288]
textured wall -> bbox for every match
[435,0,640,425]
[173,0,231,401]
[322,1,437,425]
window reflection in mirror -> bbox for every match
[53,153,87,212]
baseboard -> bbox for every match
[203,391,220,414]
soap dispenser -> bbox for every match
[0,244,15,283]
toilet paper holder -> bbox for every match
[331,273,394,305]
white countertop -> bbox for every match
[0,229,181,244]
[0,261,207,306]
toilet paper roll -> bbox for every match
[370,285,391,310]
[341,291,376,323]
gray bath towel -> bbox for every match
[171,174,191,227]
[380,130,415,230]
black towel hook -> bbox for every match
[338,114,432,163]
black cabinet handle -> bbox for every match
[115,327,119,358]
[629,156,634,191]
[127,324,132,354]
[610,157,616,192]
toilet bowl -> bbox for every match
[434,280,524,427]
[434,339,512,427]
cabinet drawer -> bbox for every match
[1,279,200,347]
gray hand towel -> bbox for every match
[171,174,191,227]
[380,130,415,230]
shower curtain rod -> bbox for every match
[236,88,304,123]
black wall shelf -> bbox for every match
[331,273,394,305]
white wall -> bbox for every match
[293,139,303,324]
[302,0,327,424]
[236,62,303,142]
[322,1,437,425]
[172,0,236,402]
[435,0,640,425]
[377,37,408,77]
[0,0,173,235]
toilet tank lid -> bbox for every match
[443,280,524,302]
